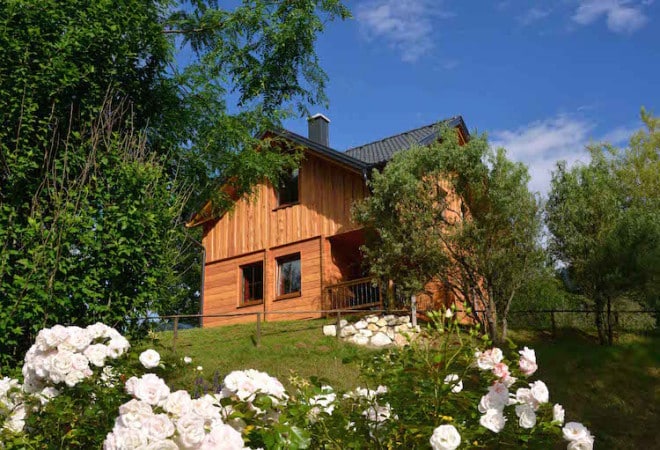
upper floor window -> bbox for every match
[277,168,299,206]
[241,261,264,305]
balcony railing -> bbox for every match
[323,277,382,310]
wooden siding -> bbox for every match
[202,154,368,263]
[202,238,322,327]
[203,251,266,327]
[266,238,322,321]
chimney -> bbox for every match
[308,113,330,147]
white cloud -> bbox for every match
[491,116,594,195]
[572,0,648,34]
[599,125,638,146]
[491,115,642,194]
[356,0,452,63]
[518,7,552,26]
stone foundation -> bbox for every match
[322,314,420,347]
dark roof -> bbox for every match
[345,116,468,166]
[268,129,369,173]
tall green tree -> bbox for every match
[546,110,660,344]
[0,0,348,367]
[354,128,543,344]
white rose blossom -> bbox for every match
[553,403,565,425]
[139,349,162,369]
[562,422,591,442]
[478,382,509,413]
[430,424,461,450]
[518,346,538,376]
[145,413,175,441]
[199,423,247,450]
[515,404,537,429]
[84,344,109,367]
[162,390,193,417]
[529,380,549,404]
[475,348,504,370]
[480,408,506,433]
[175,414,206,448]
[567,436,595,450]
[126,374,170,406]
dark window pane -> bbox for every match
[278,169,299,205]
[241,262,263,303]
[277,254,301,296]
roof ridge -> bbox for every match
[345,116,458,152]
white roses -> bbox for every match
[107,373,247,450]
[430,424,461,450]
[563,422,595,450]
[140,349,162,369]
[22,323,129,392]
[518,347,538,376]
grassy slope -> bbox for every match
[510,329,660,450]
[155,321,659,449]
[156,318,381,393]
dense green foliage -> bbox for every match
[354,127,543,343]
[0,0,349,368]
[546,110,660,344]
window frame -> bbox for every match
[276,168,300,208]
[276,252,301,300]
[240,261,264,306]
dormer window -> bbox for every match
[277,168,299,206]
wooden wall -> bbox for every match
[202,153,368,264]
[202,237,323,326]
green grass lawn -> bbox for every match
[156,318,382,393]
[154,320,659,449]
[510,329,660,450]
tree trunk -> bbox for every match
[594,296,606,345]
[606,296,614,346]
[500,315,508,344]
[487,301,500,346]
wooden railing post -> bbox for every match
[550,311,556,338]
[411,295,417,328]
[336,311,341,339]
[172,316,179,352]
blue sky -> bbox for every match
[281,0,659,194]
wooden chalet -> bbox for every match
[186,114,470,326]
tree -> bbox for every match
[0,0,349,367]
[545,110,660,344]
[354,128,543,344]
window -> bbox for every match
[276,253,301,297]
[241,262,263,305]
[277,168,299,206]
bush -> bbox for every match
[1,317,594,449]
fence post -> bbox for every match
[336,311,342,339]
[172,316,179,352]
[256,313,262,347]
[411,295,417,328]
[550,311,556,338]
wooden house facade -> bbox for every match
[187,115,470,326]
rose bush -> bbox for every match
[0,314,594,449]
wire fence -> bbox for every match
[144,307,657,352]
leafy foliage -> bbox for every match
[354,127,543,343]
[0,0,349,368]
[546,110,660,344]
[0,105,191,368]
